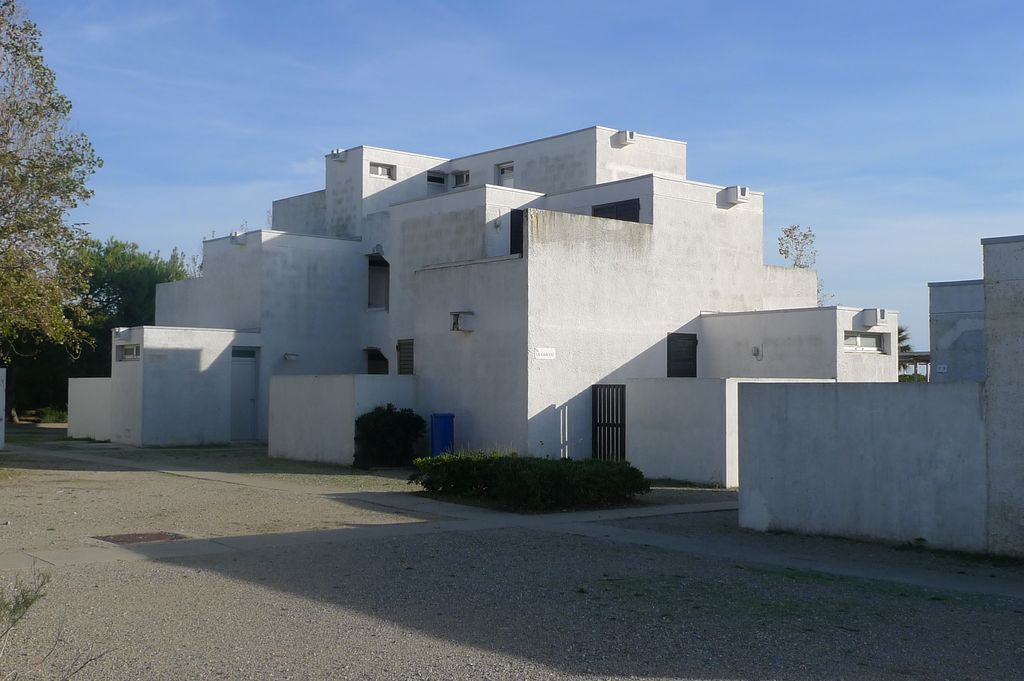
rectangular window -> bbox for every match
[231,347,258,359]
[844,332,885,352]
[592,198,641,223]
[397,339,414,375]
[115,344,141,362]
[510,209,524,256]
[496,162,514,187]
[453,171,470,187]
[369,162,396,180]
[667,333,698,377]
[427,171,446,185]
[368,255,390,310]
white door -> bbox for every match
[230,348,258,441]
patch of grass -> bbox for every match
[586,574,822,623]
[38,407,68,423]
[892,541,1024,568]
[645,477,726,490]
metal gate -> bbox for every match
[592,384,625,462]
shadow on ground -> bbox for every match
[118,520,1024,680]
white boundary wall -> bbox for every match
[625,378,732,486]
[626,378,833,487]
[269,374,416,465]
[738,382,987,551]
[67,378,112,441]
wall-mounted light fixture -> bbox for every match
[283,353,299,361]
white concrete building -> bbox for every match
[69,126,897,468]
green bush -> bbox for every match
[38,406,68,423]
[412,452,650,511]
[353,403,425,468]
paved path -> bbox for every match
[5,445,1023,601]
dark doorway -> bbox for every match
[667,333,698,377]
[365,348,388,375]
[592,384,626,462]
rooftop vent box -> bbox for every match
[617,130,637,146]
[863,308,889,327]
[725,186,750,204]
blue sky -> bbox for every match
[28,0,1024,348]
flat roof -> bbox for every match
[981,234,1024,245]
[329,125,688,165]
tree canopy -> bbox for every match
[9,238,192,411]
[0,0,101,361]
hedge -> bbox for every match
[412,452,649,511]
[353,404,425,468]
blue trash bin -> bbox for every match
[430,413,455,457]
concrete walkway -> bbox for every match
[5,445,1024,601]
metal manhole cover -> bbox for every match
[93,532,187,544]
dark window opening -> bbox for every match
[510,209,524,256]
[231,347,258,359]
[397,339,414,375]
[368,254,390,309]
[365,348,389,375]
[591,198,641,223]
[667,333,698,377]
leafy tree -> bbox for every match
[777,224,817,268]
[9,239,190,411]
[778,224,832,306]
[898,324,912,354]
[0,0,101,361]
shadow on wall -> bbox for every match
[525,319,699,459]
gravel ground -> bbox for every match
[601,511,1024,583]
[0,451,430,552]
[4,528,1023,680]
[3,430,1022,680]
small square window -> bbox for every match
[369,162,396,180]
[116,344,140,361]
[453,171,470,187]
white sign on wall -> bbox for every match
[535,347,557,360]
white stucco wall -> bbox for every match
[929,279,985,383]
[157,234,262,331]
[738,382,988,551]
[981,236,1024,555]
[268,374,416,465]
[67,377,111,441]
[139,327,239,446]
[699,309,838,379]
[524,191,820,459]
[109,327,145,446]
[698,307,897,382]
[272,190,326,235]
[414,256,528,454]
[158,230,366,440]
[625,378,731,486]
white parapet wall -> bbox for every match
[738,382,987,552]
[625,378,733,487]
[67,378,112,441]
[626,377,833,487]
[269,374,416,465]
